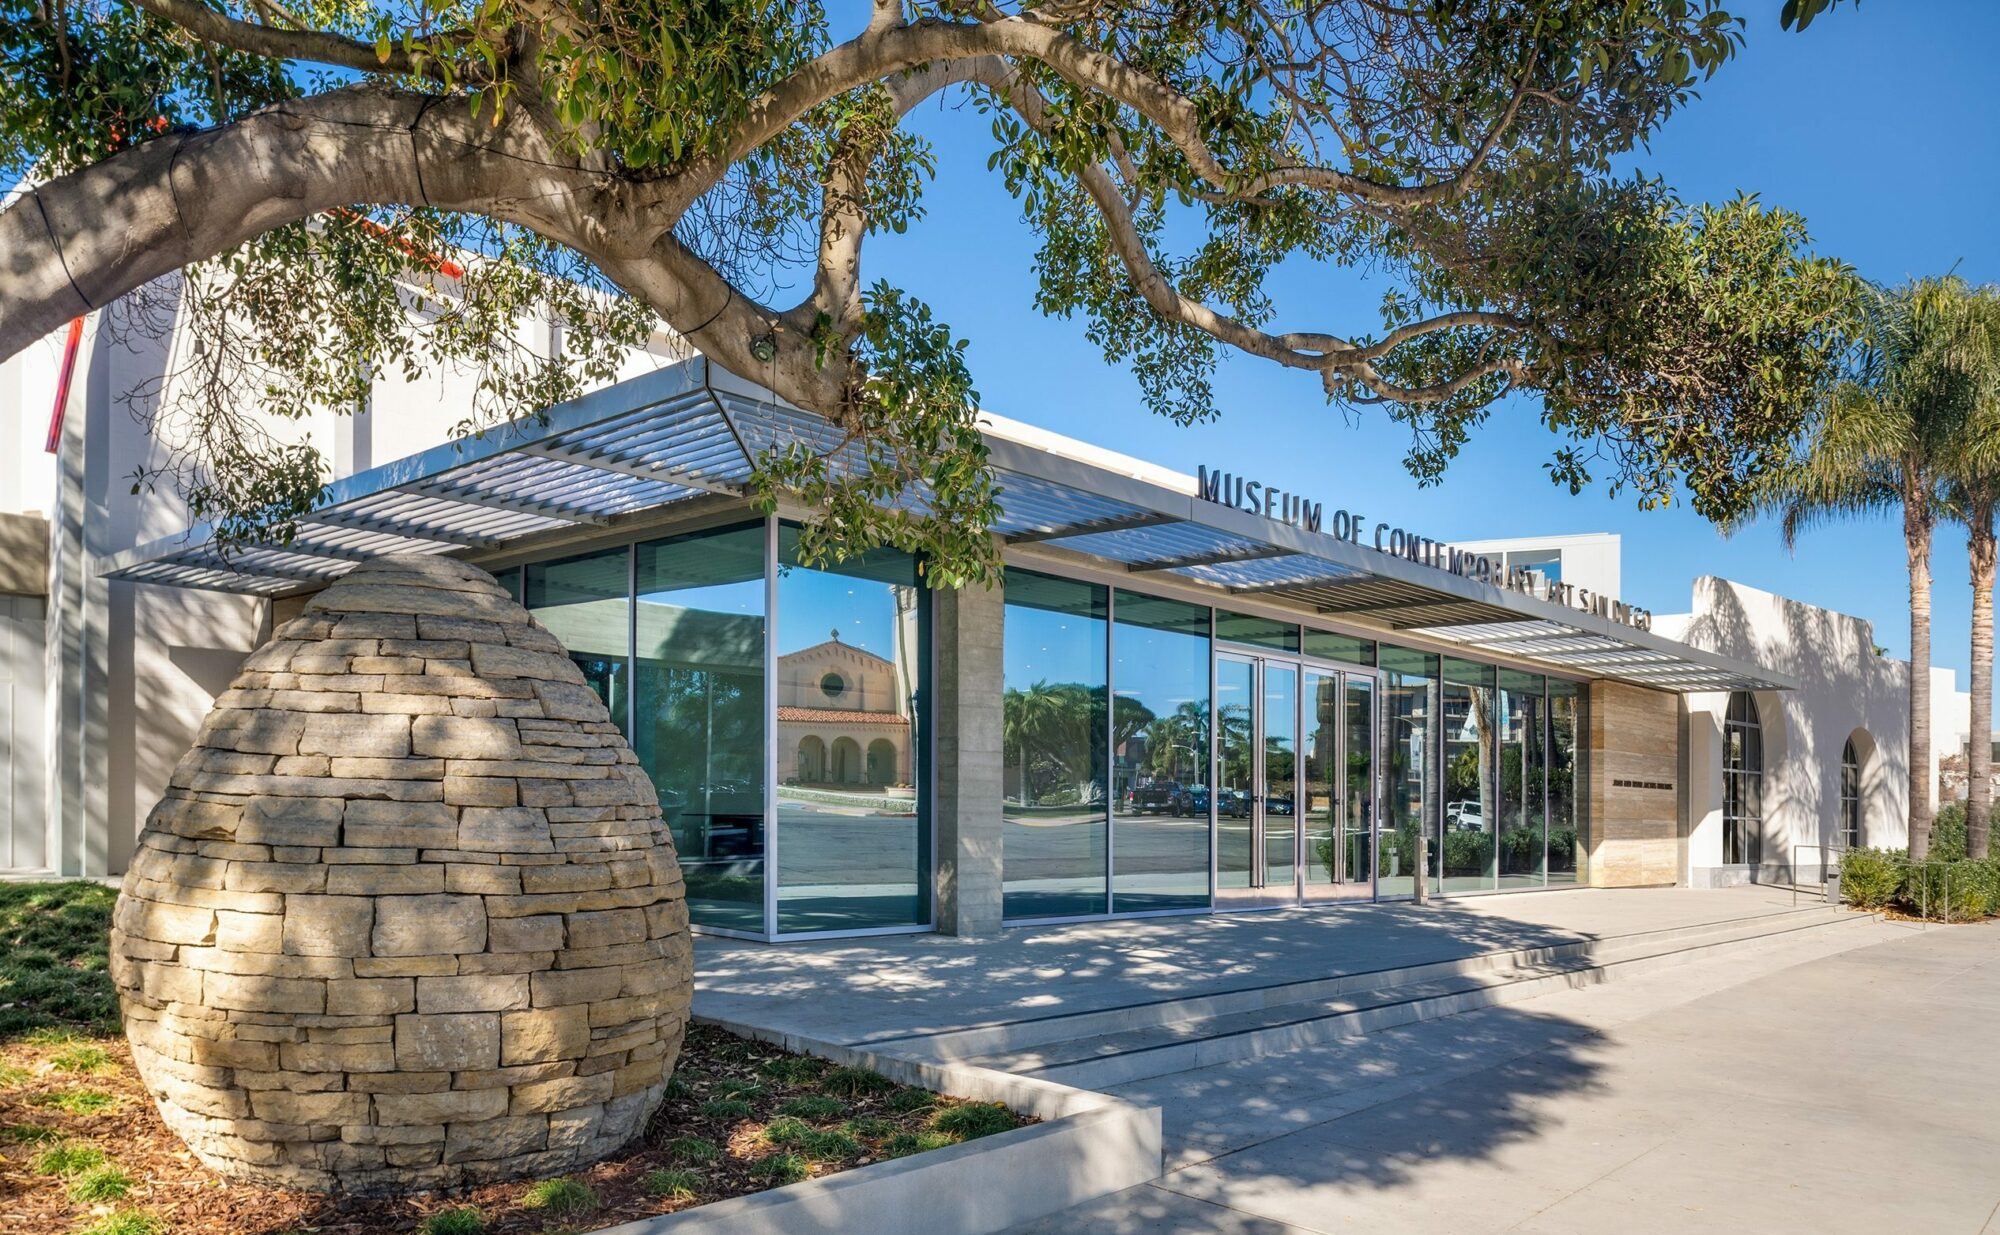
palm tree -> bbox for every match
[1938,284,2000,858]
[1729,276,1991,861]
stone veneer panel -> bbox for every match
[110,555,692,1193]
[1580,679,1682,887]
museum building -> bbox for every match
[0,337,1942,940]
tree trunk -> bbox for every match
[1907,495,1936,861]
[1969,498,1995,859]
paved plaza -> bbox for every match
[999,917,1999,1235]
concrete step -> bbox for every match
[939,905,1874,1089]
[874,902,1851,1065]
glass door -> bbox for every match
[1215,653,1302,908]
[1303,670,1375,901]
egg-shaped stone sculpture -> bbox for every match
[109,555,691,1192]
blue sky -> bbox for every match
[863,2,2000,719]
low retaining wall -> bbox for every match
[591,1016,1163,1235]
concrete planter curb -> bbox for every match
[590,1015,1163,1235]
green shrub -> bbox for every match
[820,1066,891,1098]
[1547,828,1577,868]
[750,1152,812,1185]
[1903,858,2000,922]
[1839,848,1906,909]
[775,1094,845,1121]
[1440,829,1493,878]
[34,1141,105,1175]
[520,1177,598,1216]
[659,1135,719,1164]
[643,1168,700,1201]
[69,1164,136,1202]
[417,1207,486,1235]
[931,1103,1015,1141]
[1930,802,1969,861]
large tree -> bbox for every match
[2,0,1852,579]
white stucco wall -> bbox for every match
[1664,578,1909,883]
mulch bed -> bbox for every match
[0,1023,1030,1235]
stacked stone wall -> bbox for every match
[109,555,692,1192]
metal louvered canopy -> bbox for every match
[99,357,1792,693]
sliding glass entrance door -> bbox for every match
[1303,670,1375,901]
[1214,654,1299,907]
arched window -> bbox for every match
[1723,692,1763,865]
[1840,737,1862,850]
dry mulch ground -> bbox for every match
[0,883,1030,1235]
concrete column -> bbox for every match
[933,579,1004,935]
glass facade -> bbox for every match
[1547,678,1581,884]
[1497,670,1546,890]
[1378,646,1438,897]
[502,524,1598,935]
[1002,572,1109,919]
[775,527,930,933]
[1440,658,1497,894]
[510,521,934,940]
[1110,592,1212,912]
[525,549,631,736]
[634,526,767,932]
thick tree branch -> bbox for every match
[128,0,416,73]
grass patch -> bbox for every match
[932,1102,1016,1141]
[519,1177,598,1217]
[29,1086,117,1115]
[885,1088,937,1113]
[712,1078,765,1099]
[775,1094,845,1121]
[698,1097,753,1120]
[0,881,120,1041]
[819,1066,892,1099]
[35,1141,106,1175]
[883,1130,953,1158]
[1,1121,63,1145]
[759,1116,811,1148]
[0,1062,32,1087]
[74,1214,163,1235]
[417,1206,487,1235]
[69,1164,137,1202]
[844,1116,896,1139]
[659,1134,719,1164]
[749,1152,812,1185]
[49,1043,115,1074]
[757,1057,828,1085]
[642,1168,701,1201]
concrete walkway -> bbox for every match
[693,886,1836,1046]
[1000,917,1998,1235]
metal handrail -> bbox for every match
[1790,842,1839,907]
